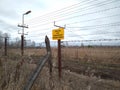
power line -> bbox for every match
[66,22,120,29]
[27,0,119,24]
[66,14,120,25]
[28,27,54,32]
[27,4,120,28]
[54,0,120,22]
[21,0,120,44]
[26,0,95,23]
[55,5,120,22]
[28,14,120,28]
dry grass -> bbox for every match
[0,47,120,90]
[0,56,37,90]
[9,47,120,63]
[30,66,120,90]
[60,47,120,64]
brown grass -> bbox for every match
[60,47,120,64]
[8,47,120,64]
[0,47,120,90]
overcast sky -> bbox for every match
[0,0,120,45]
[0,0,79,38]
[0,0,78,30]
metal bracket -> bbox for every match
[18,24,28,28]
[54,21,66,29]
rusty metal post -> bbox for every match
[54,21,65,79]
[21,35,24,56]
[58,39,61,78]
[4,37,7,56]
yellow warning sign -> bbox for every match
[52,28,64,40]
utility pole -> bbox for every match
[18,10,31,56]
[54,21,65,79]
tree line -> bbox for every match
[0,31,36,48]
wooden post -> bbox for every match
[45,35,52,74]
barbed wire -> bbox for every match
[62,38,120,42]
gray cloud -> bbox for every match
[0,19,18,32]
[0,0,120,45]
[0,0,48,39]
[0,0,20,19]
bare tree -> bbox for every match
[0,31,3,48]
[31,41,36,47]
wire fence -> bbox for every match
[0,0,120,90]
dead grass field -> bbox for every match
[60,47,120,64]
[0,47,120,90]
[6,47,120,63]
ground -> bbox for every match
[0,47,120,90]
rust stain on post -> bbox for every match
[21,35,24,56]
[58,39,61,78]
[4,37,7,56]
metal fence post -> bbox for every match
[21,35,24,56]
[58,39,61,78]
[4,37,7,56]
